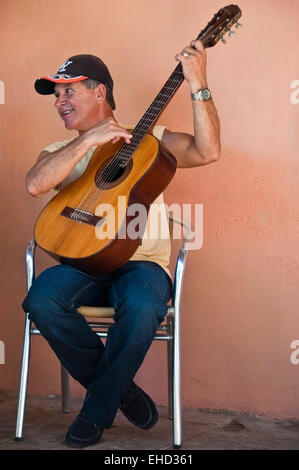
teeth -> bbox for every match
[63,110,71,115]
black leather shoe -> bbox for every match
[65,414,103,448]
[119,382,158,429]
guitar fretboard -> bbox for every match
[116,63,185,167]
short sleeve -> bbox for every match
[152,124,166,141]
[43,138,75,154]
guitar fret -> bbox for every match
[147,104,165,111]
[117,154,131,160]
[116,152,131,158]
[163,85,178,90]
[152,97,171,104]
[133,126,148,133]
[119,152,132,157]
[138,116,155,123]
[135,120,152,128]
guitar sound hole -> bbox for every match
[95,158,133,189]
[102,163,124,183]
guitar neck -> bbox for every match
[130,62,185,150]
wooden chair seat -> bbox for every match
[77,306,115,318]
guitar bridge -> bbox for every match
[61,206,104,227]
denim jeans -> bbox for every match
[22,260,172,429]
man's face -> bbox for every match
[54,82,99,132]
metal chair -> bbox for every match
[15,215,190,448]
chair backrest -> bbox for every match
[166,214,190,313]
[167,213,194,248]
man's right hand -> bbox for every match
[84,118,132,147]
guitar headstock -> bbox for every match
[198,4,242,48]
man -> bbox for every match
[23,40,220,448]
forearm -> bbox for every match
[162,93,221,168]
[26,134,91,197]
[191,94,221,163]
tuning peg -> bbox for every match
[217,33,226,43]
[235,21,242,28]
[228,29,235,37]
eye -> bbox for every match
[66,88,73,94]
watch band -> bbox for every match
[191,87,211,101]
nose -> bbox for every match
[55,95,67,108]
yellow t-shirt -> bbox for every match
[43,125,171,276]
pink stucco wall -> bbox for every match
[0,0,298,419]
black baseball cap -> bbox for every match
[34,54,115,108]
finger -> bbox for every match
[112,133,132,144]
[175,53,189,63]
[114,122,132,138]
[123,131,133,141]
[186,44,199,53]
[190,39,205,53]
[175,49,195,62]
[108,122,131,139]
[183,46,201,57]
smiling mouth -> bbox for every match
[60,109,74,118]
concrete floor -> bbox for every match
[1,390,299,451]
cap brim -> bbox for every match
[34,74,88,95]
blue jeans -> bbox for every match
[22,261,172,429]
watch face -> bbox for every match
[201,88,211,100]
[191,88,211,101]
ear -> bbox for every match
[95,83,107,104]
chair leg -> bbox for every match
[15,314,32,441]
[167,315,174,420]
[172,312,182,449]
[60,364,71,413]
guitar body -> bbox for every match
[34,134,177,275]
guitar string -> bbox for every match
[70,24,226,220]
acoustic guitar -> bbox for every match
[34,4,242,275]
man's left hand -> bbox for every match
[175,39,208,93]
